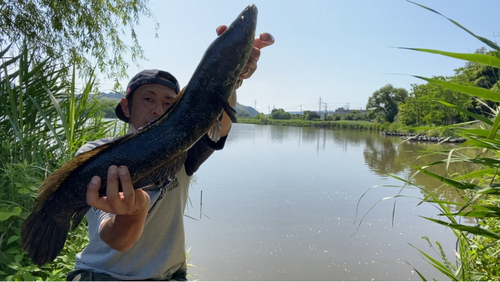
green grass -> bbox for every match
[0,44,123,281]
[377,2,500,280]
[238,117,388,130]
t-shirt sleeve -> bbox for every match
[184,134,227,176]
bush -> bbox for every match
[0,44,121,281]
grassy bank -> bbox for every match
[237,117,463,138]
[238,117,387,130]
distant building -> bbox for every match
[333,107,367,115]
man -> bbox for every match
[66,25,274,281]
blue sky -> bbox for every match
[97,0,500,113]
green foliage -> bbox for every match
[91,99,120,119]
[0,162,90,281]
[394,2,500,280]
[0,44,121,280]
[398,77,474,126]
[236,108,251,118]
[0,0,155,83]
[252,113,270,124]
[270,108,291,120]
[238,117,387,131]
[303,110,320,120]
[342,110,368,121]
[367,84,408,123]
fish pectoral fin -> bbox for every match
[133,152,187,189]
[206,95,238,142]
[207,118,222,142]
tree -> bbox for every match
[366,84,408,123]
[270,108,291,120]
[303,110,320,120]
[397,83,431,125]
[397,77,473,126]
[454,47,500,117]
[343,110,367,121]
[0,0,156,82]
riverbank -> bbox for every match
[236,118,465,143]
[382,131,466,143]
[237,118,386,130]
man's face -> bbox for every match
[120,84,177,129]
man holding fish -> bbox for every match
[65,14,274,282]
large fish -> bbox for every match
[21,4,257,266]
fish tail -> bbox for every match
[21,207,70,266]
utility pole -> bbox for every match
[318,97,322,113]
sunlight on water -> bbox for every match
[184,123,458,281]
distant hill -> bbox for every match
[235,103,259,117]
[95,92,124,100]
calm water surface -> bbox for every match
[184,123,458,281]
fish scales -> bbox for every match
[20,4,257,266]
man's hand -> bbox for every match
[86,165,150,216]
[86,165,150,251]
[216,25,275,80]
[215,25,275,138]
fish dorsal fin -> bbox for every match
[34,142,113,211]
[133,152,187,190]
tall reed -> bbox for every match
[393,2,500,280]
[0,44,121,280]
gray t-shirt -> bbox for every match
[73,133,226,280]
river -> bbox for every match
[184,123,459,281]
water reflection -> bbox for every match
[185,124,462,281]
[240,124,467,209]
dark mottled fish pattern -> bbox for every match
[20,4,257,266]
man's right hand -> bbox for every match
[86,165,150,216]
[86,165,150,252]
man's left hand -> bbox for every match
[216,25,275,80]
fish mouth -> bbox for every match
[235,4,258,28]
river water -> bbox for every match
[184,123,459,281]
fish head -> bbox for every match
[197,4,258,96]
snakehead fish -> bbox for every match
[21,4,257,266]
